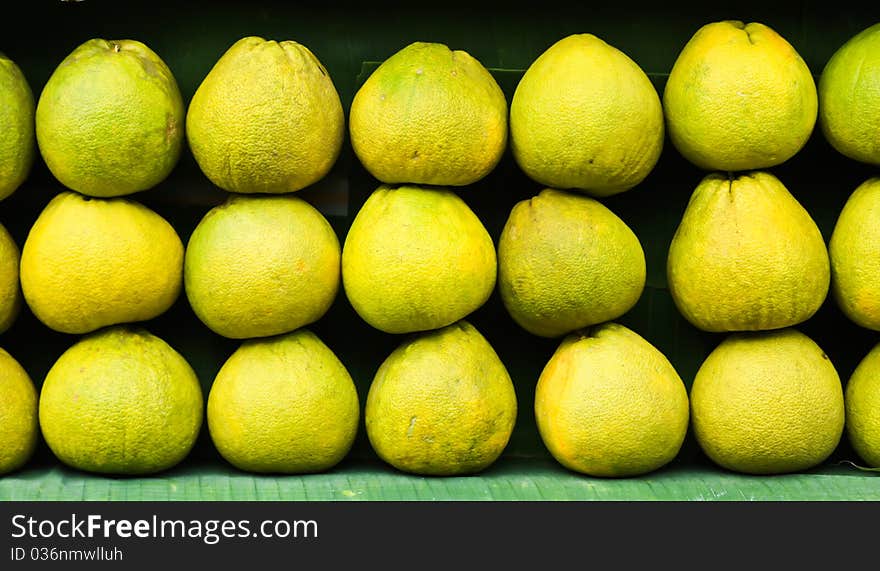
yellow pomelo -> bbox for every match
[0,347,37,475]
[187,36,344,194]
[0,53,35,201]
[342,185,496,334]
[845,342,880,467]
[691,328,844,475]
[365,321,517,476]
[819,23,880,165]
[667,171,829,332]
[38,326,203,475]
[36,39,184,197]
[349,41,507,187]
[184,195,340,339]
[0,222,21,334]
[510,34,663,197]
[498,188,645,338]
[20,191,183,334]
[535,323,688,477]
[829,178,880,330]
[207,329,359,474]
[663,21,817,171]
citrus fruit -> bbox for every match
[184,194,340,339]
[0,222,21,334]
[663,20,818,171]
[829,178,880,330]
[818,22,880,165]
[20,191,183,334]
[365,321,517,476]
[535,322,689,477]
[509,34,663,197]
[498,188,645,338]
[690,328,844,475]
[845,341,880,467]
[38,326,203,475]
[667,171,829,332]
[35,39,184,197]
[0,347,37,475]
[342,184,496,334]
[0,53,35,201]
[187,36,344,194]
[207,329,359,473]
[349,41,507,187]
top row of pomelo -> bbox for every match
[1,20,878,202]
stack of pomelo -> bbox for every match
[28,38,188,335]
[0,54,38,475]
[346,41,517,476]
[819,23,880,470]
[502,34,689,478]
[663,20,846,475]
[183,36,359,475]
[21,38,202,476]
[3,19,879,485]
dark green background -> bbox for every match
[1,0,879,499]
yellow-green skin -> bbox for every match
[510,34,664,197]
[342,185,496,334]
[845,342,880,467]
[690,328,844,475]
[365,321,517,476]
[663,21,818,172]
[20,191,184,334]
[830,178,880,330]
[38,327,203,475]
[187,36,344,194]
[349,41,507,187]
[0,347,37,475]
[36,39,184,197]
[0,54,35,201]
[667,171,829,332]
[498,188,646,338]
[0,223,22,334]
[819,23,880,165]
[207,329,359,474]
[184,195,340,339]
[535,323,689,477]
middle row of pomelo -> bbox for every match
[12,171,880,345]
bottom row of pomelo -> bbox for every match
[1,319,877,478]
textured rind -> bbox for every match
[341,185,497,334]
[35,39,184,197]
[667,171,830,332]
[186,36,344,194]
[509,34,664,196]
[349,41,507,187]
[0,347,37,475]
[818,22,880,165]
[20,192,184,334]
[38,327,203,475]
[498,188,646,338]
[845,342,880,467]
[690,328,844,475]
[184,194,340,339]
[830,178,880,330]
[0,223,22,334]
[0,54,35,201]
[663,21,818,171]
[364,321,517,476]
[534,323,689,477]
[207,329,359,474]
